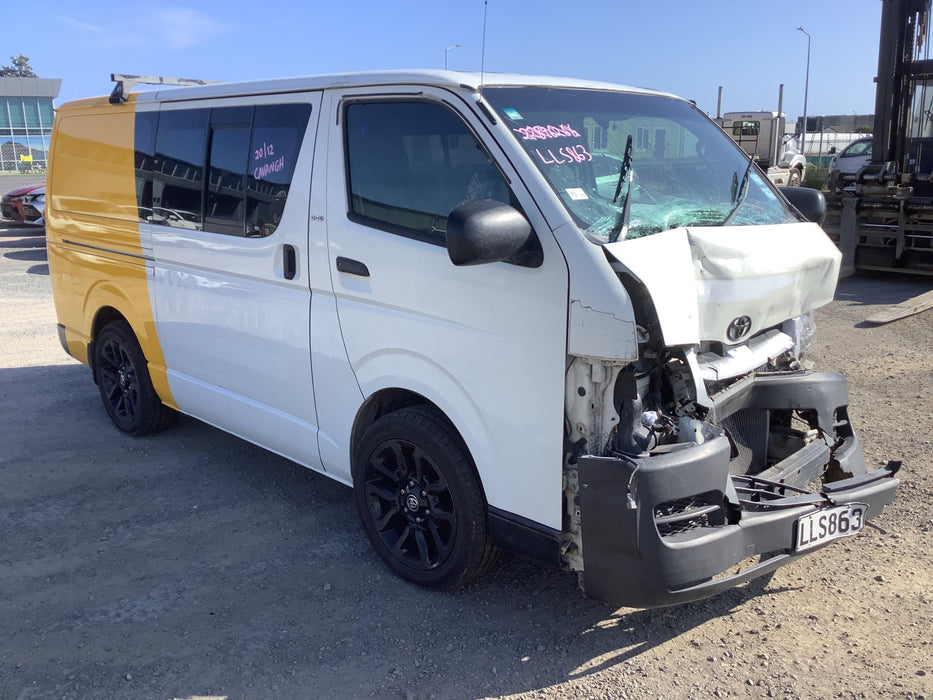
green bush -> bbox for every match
[803,164,828,190]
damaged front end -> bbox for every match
[561,229,900,609]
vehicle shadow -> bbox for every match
[449,555,801,696]
[0,236,46,250]
[1,362,803,700]
[835,271,932,308]
[4,248,48,262]
[0,222,44,234]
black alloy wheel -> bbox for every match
[94,320,176,436]
[364,436,455,570]
[353,406,498,589]
[98,333,140,426]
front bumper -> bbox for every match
[577,370,900,608]
[1,200,21,221]
[22,202,44,224]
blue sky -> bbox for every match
[24,0,882,120]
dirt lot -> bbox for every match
[1,220,931,700]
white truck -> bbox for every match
[722,111,807,186]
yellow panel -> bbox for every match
[47,97,176,409]
[48,103,140,250]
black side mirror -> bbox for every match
[779,186,826,227]
[446,199,534,266]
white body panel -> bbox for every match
[320,86,570,529]
[129,71,843,537]
[150,92,326,471]
[604,222,841,346]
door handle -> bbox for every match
[283,244,297,280]
[336,256,370,277]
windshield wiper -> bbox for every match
[720,154,756,226]
[609,135,634,242]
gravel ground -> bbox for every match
[1,219,930,700]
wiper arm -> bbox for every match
[609,135,634,242]
[721,154,756,226]
[613,135,633,204]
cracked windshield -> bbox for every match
[483,87,798,243]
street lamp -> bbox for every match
[445,44,462,70]
[797,26,811,160]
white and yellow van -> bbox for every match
[46,71,899,607]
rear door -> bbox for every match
[320,86,570,530]
[146,93,325,469]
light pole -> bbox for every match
[445,44,461,70]
[797,26,811,160]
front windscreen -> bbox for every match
[483,87,799,244]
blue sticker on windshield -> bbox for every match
[503,108,523,121]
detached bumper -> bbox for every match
[577,371,900,609]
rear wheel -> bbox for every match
[353,406,498,590]
[94,320,176,436]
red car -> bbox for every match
[1,183,45,223]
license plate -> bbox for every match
[794,502,868,552]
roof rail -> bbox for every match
[109,73,222,104]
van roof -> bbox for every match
[70,70,683,108]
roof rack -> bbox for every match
[109,73,221,104]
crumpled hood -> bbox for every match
[2,183,44,199]
[603,222,841,346]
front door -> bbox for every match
[321,87,570,530]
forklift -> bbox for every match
[824,0,933,275]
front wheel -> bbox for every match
[787,167,802,187]
[352,406,498,590]
[94,320,176,436]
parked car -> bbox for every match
[829,137,872,191]
[21,185,45,226]
[1,182,45,223]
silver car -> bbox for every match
[829,137,872,191]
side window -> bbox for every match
[345,100,510,242]
[145,103,312,236]
[134,111,158,220]
[246,103,311,237]
[205,106,251,236]
[732,121,760,137]
[152,109,208,229]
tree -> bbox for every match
[0,55,38,78]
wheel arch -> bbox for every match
[87,305,129,382]
[82,285,175,409]
[350,388,488,503]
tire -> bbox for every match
[94,320,177,436]
[787,167,802,187]
[352,405,498,590]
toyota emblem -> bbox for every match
[726,315,752,342]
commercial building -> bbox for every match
[0,76,61,172]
